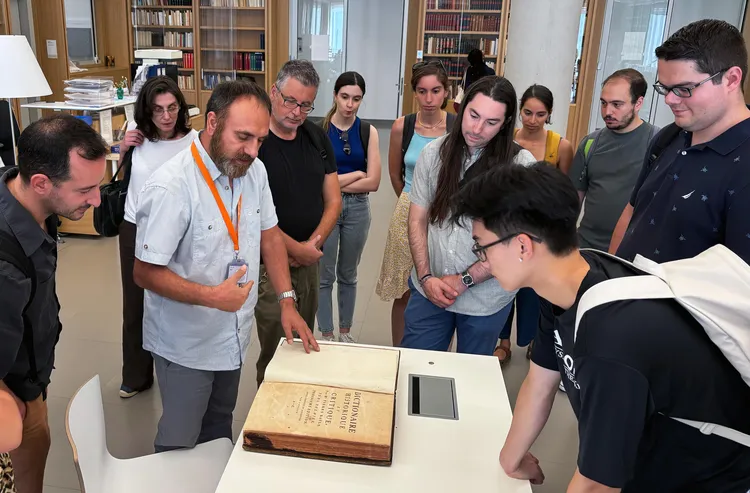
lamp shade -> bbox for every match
[0,35,52,98]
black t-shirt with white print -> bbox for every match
[532,250,750,492]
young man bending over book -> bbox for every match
[452,163,750,492]
[133,80,318,453]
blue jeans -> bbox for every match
[401,279,513,355]
[317,193,372,333]
[499,287,540,347]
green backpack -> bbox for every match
[578,124,672,184]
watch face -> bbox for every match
[462,274,473,286]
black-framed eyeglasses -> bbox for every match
[653,69,727,98]
[471,232,542,262]
[278,89,315,114]
[412,59,447,74]
[340,130,351,155]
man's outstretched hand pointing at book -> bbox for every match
[280,298,320,354]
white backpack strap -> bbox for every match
[670,417,750,448]
[577,249,750,449]
[575,275,675,342]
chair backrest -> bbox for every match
[65,375,112,492]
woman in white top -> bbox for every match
[118,76,198,398]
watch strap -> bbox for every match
[277,290,297,303]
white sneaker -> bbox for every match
[320,332,335,342]
[338,333,356,343]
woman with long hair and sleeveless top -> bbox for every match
[318,72,381,343]
[376,61,456,346]
[118,76,198,397]
[494,84,574,365]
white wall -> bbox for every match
[345,0,405,120]
[504,0,582,137]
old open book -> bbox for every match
[242,340,400,465]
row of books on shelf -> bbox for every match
[232,52,265,71]
[178,74,196,91]
[431,58,497,79]
[203,73,233,90]
[440,59,466,79]
[134,0,192,6]
[202,73,257,90]
[199,0,264,6]
[426,0,501,9]
[132,9,193,27]
[425,13,501,32]
[424,36,498,56]
[182,52,195,68]
[135,30,193,48]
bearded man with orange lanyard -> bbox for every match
[133,80,319,453]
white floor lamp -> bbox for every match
[0,35,52,167]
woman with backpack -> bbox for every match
[118,76,198,398]
[318,71,381,343]
[376,61,456,346]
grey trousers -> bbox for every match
[153,354,241,453]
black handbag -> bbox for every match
[93,147,135,237]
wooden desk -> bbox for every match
[215,343,532,493]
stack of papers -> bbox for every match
[64,78,115,107]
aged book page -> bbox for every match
[244,342,400,464]
[243,382,394,462]
[264,341,400,394]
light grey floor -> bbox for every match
[44,122,578,492]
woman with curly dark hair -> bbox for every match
[118,76,198,399]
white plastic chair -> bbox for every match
[65,375,233,493]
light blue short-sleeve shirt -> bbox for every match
[409,136,535,316]
[135,135,278,371]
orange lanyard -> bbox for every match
[191,143,242,255]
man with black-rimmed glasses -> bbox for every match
[255,60,342,386]
[610,19,750,265]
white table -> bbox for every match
[215,344,532,493]
[21,97,137,112]
[22,98,137,145]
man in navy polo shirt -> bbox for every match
[610,19,750,264]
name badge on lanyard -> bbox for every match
[191,143,249,285]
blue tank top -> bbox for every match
[328,118,366,174]
[403,132,437,193]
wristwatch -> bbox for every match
[277,290,298,303]
[461,270,475,289]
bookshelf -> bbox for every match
[415,0,510,112]
[130,0,198,106]
[0,0,8,35]
[198,0,268,113]
[128,0,271,113]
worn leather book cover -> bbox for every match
[242,341,400,465]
